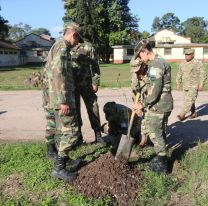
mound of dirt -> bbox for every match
[73,152,142,205]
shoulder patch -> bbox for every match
[149,67,157,77]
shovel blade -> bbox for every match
[115,134,135,161]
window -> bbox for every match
[37,50,43,56]
[4,51,8,54]
[127,49,134,56]
[164,48,172,55]
[203,48,208,55]
[0,51,3,54]
[9,51,13,54]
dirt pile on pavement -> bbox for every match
[73,152,141,205]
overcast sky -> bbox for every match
[1,0,208,38]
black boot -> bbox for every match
[51,156,77,182]
[149,155,168,174]
[94,130,105,144]
[47,144,58,160]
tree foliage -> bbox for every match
[8,22,32,42]
[182,17,208,43]
[31,28,51,36]
[0,7,9,39]
[63,0,138,62]
[151,13,182,33]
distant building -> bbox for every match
[113,29,208,63]
[15,33,54,64]
[0,40,20,67]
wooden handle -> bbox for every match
[127,92,140,137]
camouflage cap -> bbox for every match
[63,21,84,43]
[185,48,195,55]
[134,39,147,55]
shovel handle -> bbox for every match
[127,92,140,137]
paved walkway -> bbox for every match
[0,89,208,147]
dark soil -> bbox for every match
[73,152,142,205]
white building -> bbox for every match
[113,29,208,63]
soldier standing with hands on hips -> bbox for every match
[176,48,207,121]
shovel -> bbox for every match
[115,92,140,161]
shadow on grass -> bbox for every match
[167,118,208,172]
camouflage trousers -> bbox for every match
[75,85,101,131]
[54,109,80,157]
[44,107,56,144]
[182,89,198,114]
[145,110,171,156]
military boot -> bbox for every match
[51,156,77,182]
[94,130,105,144]
[149,155,168,174]
[177,113,186,121]
[47,144,58,160]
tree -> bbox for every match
[63,0,139,63]
[8,22,32,41]
[182,17,208,43]
[0,7,9,39]
[31,28,51,36]
[151,13,182,33]
[151,16,161,32]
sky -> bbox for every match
[0,0,208,38]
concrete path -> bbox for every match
[0,89,208,147]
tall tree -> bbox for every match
[0,7,9,39]
[8,22,32,41]
[151,16,161,32]
[182,17,208,43]
[31,28,51,36]
[151,13,182,33]
[63,0,138,63]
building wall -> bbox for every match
[113,47,133,64]
[155,29,191,44]
[0,49,20,67]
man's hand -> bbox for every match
[198,85,204,91]
[59,104,70,115]
[92,84,98,93]
[133,103,143,117]
[176,84,180,90]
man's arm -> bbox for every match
[198,62,207,91]
[176,64,182,90]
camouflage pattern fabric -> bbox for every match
[130,55,148,138]
[145,110,170,156]
[102,102,141,138]
[54,109,80,157]
[140,55,173,156]
[24,68,56,144]
[71,41,101,131]
[46,38,79,156]
[176,58,207,114]
[46,38,76,109]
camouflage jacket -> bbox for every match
[46,38,75,109]
[130,54,148,100]
[142,55,173,113]
[176,58,207,90]
[71,41,100,87]
[105,103,140,137]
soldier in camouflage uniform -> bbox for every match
[101,102,141,143]
[130,53,149,147]
[176,48,207,121]
[133,40,173,174]
[24,66,57,160]
[71,41,104,143]
[46,21,83,182]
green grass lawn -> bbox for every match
[1,63,208,91]
[0,142,208,205]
